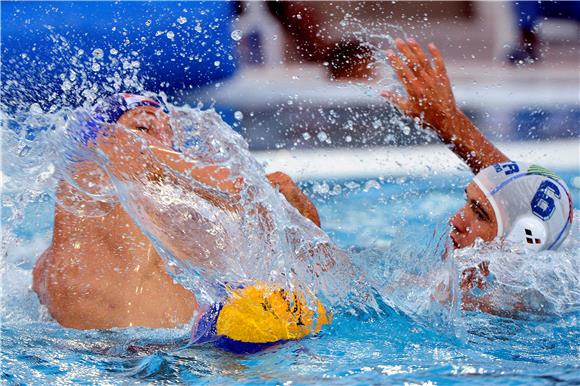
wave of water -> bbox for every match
[3,104,372,315]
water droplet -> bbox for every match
[313,182,330,194]
[61,80,72,91]
[145,19,152,27]
[345,135,352,143]
[317,131,328,142]
[29,103,42,114]
[402,125,411,135]
[166,31,175,40]
[230,29,242,41]
[91,62,101,72]
[131,60,140,69]
[92,48,104,59]
[18,145,31,157]
[234,111,244,120]
[302,132,311,140]
[345,181,360,190]
[194,23,202,33]
[213,60,220,67]
[109,48,118,55]
[363,179,380,192]
[385,134,396,144]
[177,16,187,24]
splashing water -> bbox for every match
[2,19,578,321]
[4,95,577,318]
[2,8,580,383]
[2,99,374,316]
[2,98,579,382]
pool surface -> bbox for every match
[2,172,579,385]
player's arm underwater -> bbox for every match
[381,38,509,173]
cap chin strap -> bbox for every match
[472,176,504,239]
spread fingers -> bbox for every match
[395,38,422,76]
[428,43,451,84]
[386,49,416,86]
[407,38,434,76]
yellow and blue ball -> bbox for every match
[193,284,330,354]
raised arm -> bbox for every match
[95,125,320,224]
[94,126,241,193]
[382,38,509,174]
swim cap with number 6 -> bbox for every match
[473,161,573,251]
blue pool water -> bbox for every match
[2,171,579,385]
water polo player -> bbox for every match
[383,39,573,312]
[33,93,325,348]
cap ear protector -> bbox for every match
[473,162,573,251]
[505,216,548,251]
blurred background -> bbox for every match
[2,1,579,178]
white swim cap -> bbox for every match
[473,161,573,251]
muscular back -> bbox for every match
[32,104,322,330]
[33,179,196,329]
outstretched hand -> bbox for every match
[381,38,509,174]
[382,38,459,143]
